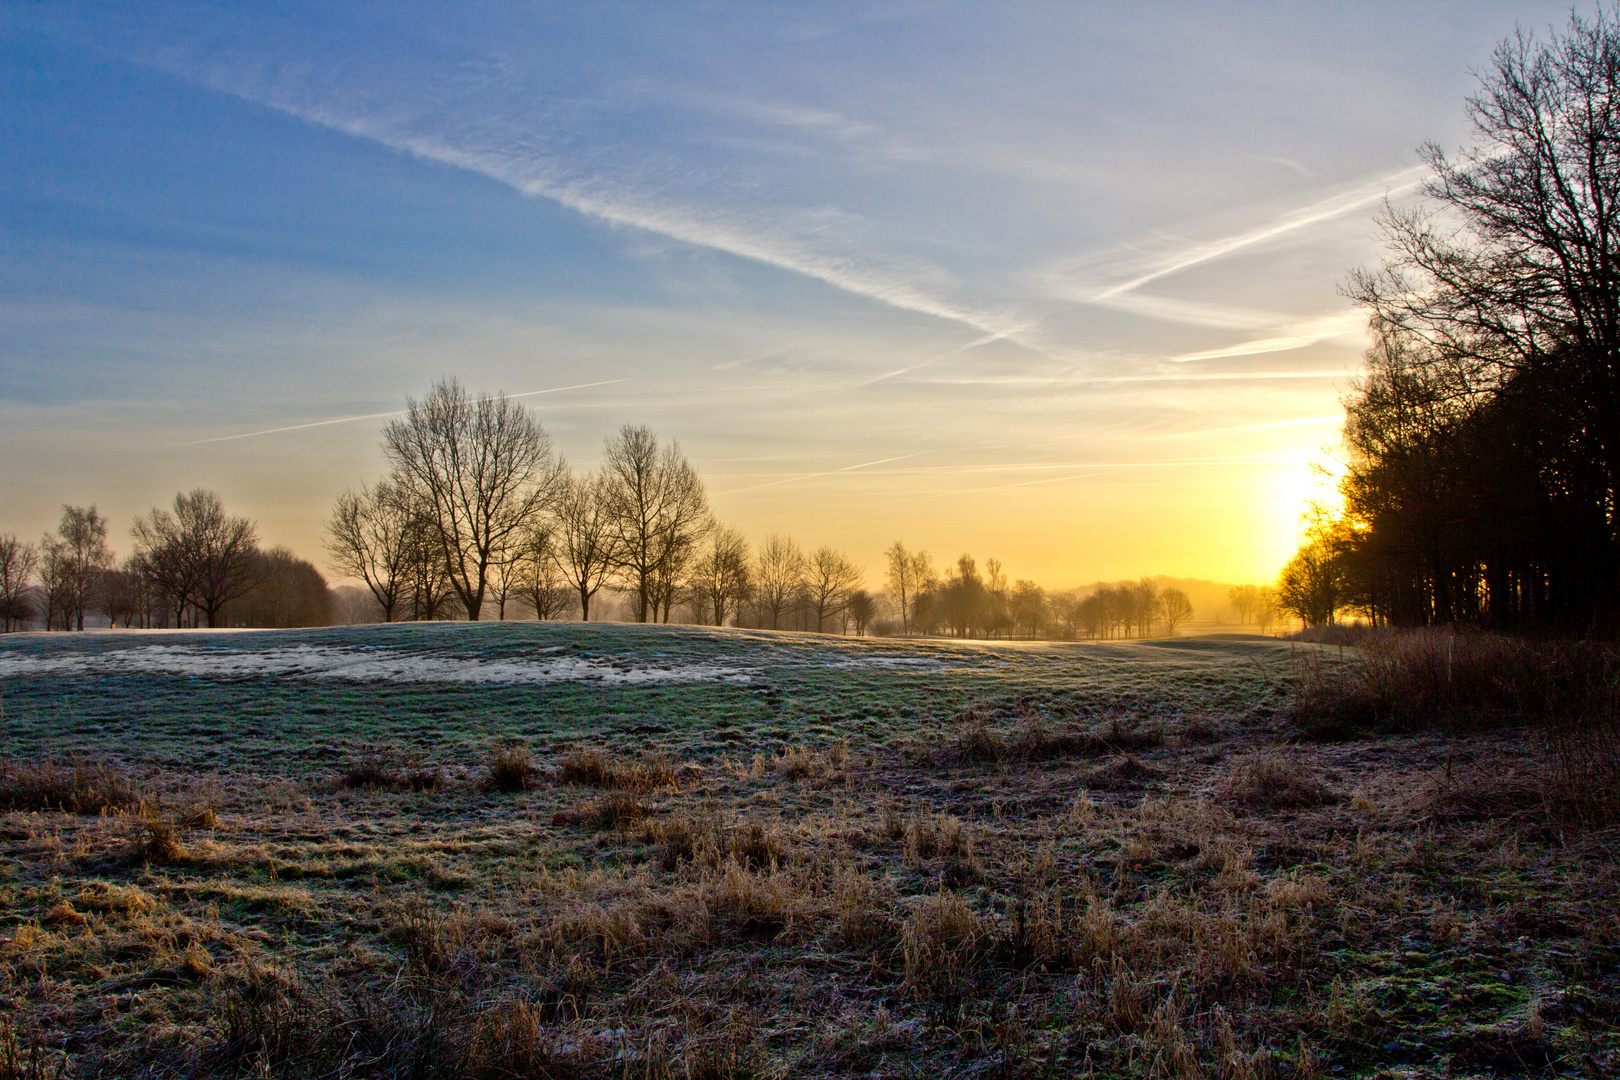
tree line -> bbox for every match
[0,375,1281,636]
[1275,11,1620,634]
[0,492,329,631]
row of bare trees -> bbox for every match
[879,542,1201,639]
[0,492,329,630]
[326,380,880,629]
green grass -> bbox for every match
[0,622,1298,768]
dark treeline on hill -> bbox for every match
[1280,10,1620,636]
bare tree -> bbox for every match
[600,425,711,623]
[43,506,111,630]
[1227,584,1261,625]
[132,490,262,628]
[325,478,416,622]
[382,378,565,621]
[754,534,805,630]
[804,546,862,633]
[846,589,876,636]
[509,522,572,620]
[884,541,924,635]
[1130,579,1160,638]
[552,471,618,621]
[688,525,751,626]
[100,563,147,628]
[1159,587,1194,635]
[0,535,38,632]
[1011,580,1047,638]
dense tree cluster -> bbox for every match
[0,492,327,630]
[1284,11,1620,632]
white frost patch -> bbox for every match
[0,643,951,685]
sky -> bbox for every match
[0,1,1579,589]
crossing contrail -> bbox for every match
[179,379,626,446]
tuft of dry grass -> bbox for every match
[338,746,443,792]
[1220,752,1340,809]
[0,758,141,815]
[584,791,646,830]
[130,817,188,865]
[558,746,676,792]
[485,744,541,793]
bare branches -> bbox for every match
[131,491,261,629]
[0,535,37,632]
[600,425,711,623]
[382,378,565,620]
[325,479,415,622]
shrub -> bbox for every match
[1289,629,1620,824]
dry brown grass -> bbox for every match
[4,702,1616,1079]
[1219,752,1340,809]
[1292,629,1620,825]
[0,757,141,815]
[339,746,443,792]
[484,744,541,792]
[558,747,676,792]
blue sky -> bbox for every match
[0,1,1576,586]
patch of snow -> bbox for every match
[0,643,953,686]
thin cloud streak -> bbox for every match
[713,451,931,496]
[1092,165,1427,301]
[178,379,625,445]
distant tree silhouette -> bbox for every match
[326,478,414,622]
[804,545,862,632]
[689,525,751,626]
[0,534,37,632]
[846,589,876,636]
[754,534,805,630]
[1159,587,1194,635]
[552,471,618,621]
[600,425,710,623]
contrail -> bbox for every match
[1093,165,1427,301]
[712,451,931,496]
[179,379,626,446]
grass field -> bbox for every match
[0,624,1615,1078]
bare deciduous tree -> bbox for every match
[132,490,262,628]
[0,534,38,632]
[43,506,111,630]
[1011,580,1046,639]
[510,522,573,620]
[552,471,618,621]
[688,525,751,626]
[383,378,565,621]
[804,545,862,633]
[325,478,415,622]
[1159,587,1194,635]
[600,425,710,623]
[846,589,876,636]
[754,534,804,630]
[884,541,931,635]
